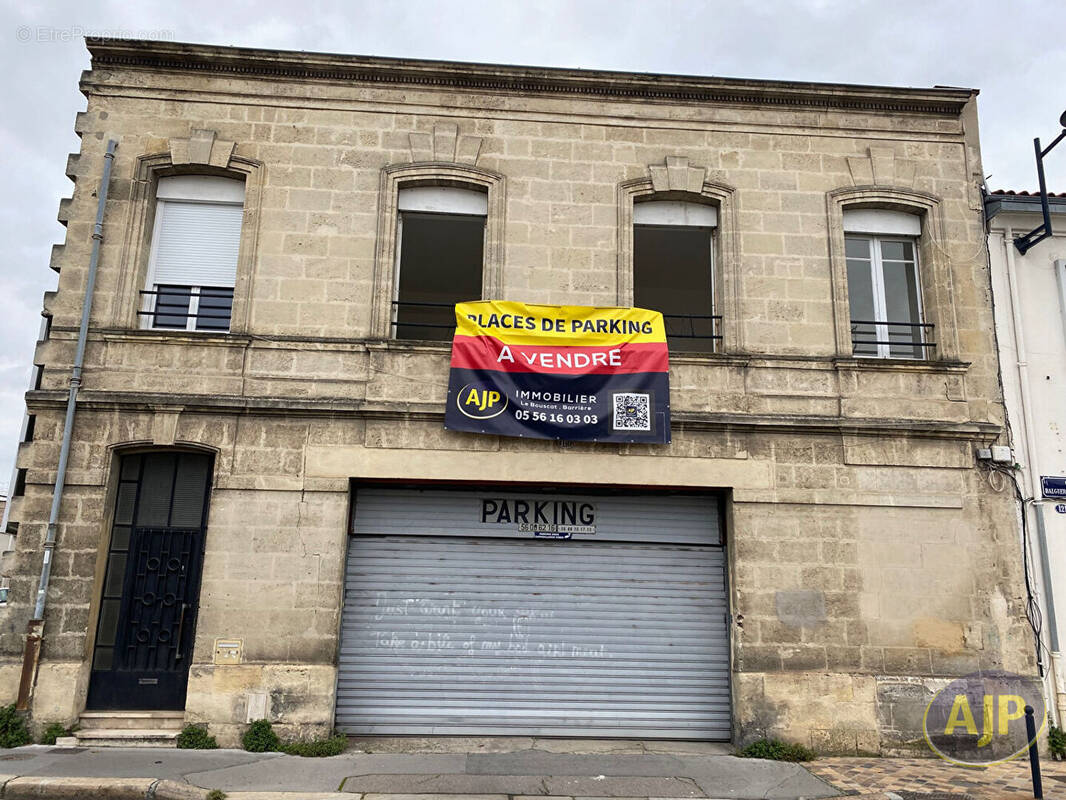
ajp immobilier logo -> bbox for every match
[923,670,1046,766]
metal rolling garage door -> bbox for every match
[336,487,730,739]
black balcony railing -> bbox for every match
[392,303,726,350]
[391,300,457,341]
[850,319,935,359]
[139,287,233,331]
[663,313,723,352]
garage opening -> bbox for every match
[336,486,731,739]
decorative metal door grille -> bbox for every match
[87,451,211,710]
[122,527,199,672]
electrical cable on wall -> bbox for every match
[983,460,1049,676]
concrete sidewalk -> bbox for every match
[0,737,839,799]
[0,736,1052,799]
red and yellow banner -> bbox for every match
[444,301,670,443]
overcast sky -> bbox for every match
[1,0,1065,493]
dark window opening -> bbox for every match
[23,415,35,443]
[393,212,484,341]
[13,468,27,497]
[32,366,43,391]
[634,225,718,352]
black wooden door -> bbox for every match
[87,452,212,710]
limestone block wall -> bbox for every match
[731,433,1031,752]
[0,403,1034,748]
[0,408,353,743]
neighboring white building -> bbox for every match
[986,189,1066,725]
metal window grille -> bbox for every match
[850,319,936,359]
[391,300,458,341]
[662,313,723,352]
[139,287,234,332]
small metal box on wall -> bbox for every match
[213,638,243,665]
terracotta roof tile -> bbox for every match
[989,189,1066,198]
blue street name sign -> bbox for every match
[1042,476,1066,499]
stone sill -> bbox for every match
[92,329,454,354]
[68,329,972,376]
[833,356,970,374]
[93,328,252,347]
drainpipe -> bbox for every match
[16,140,117,711]
[1001,225,1066,726]
[1058,260,1066,353]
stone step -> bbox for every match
[73,728,180,748]
[78,710,185,730]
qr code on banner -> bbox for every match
[612,392,651,432]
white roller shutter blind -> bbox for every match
[398,186,487,215]
[150,177,244,287]
[156,175,245,203]
[634,200,717,227]
[843,208,921,236]
[151,202,243,286]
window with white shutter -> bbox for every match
[142,176,245,332]
[843,209,930,359]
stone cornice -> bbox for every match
[85,38,975,116]
[24,389,1000,441]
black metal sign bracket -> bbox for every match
[1014,112,1066,255]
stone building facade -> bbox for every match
[0,38,1036,750]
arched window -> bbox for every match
[392,186,487,340]
[142,175,246,332]
[827,186,955,362]
[842,208,926,359]
[371,164,505,341]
